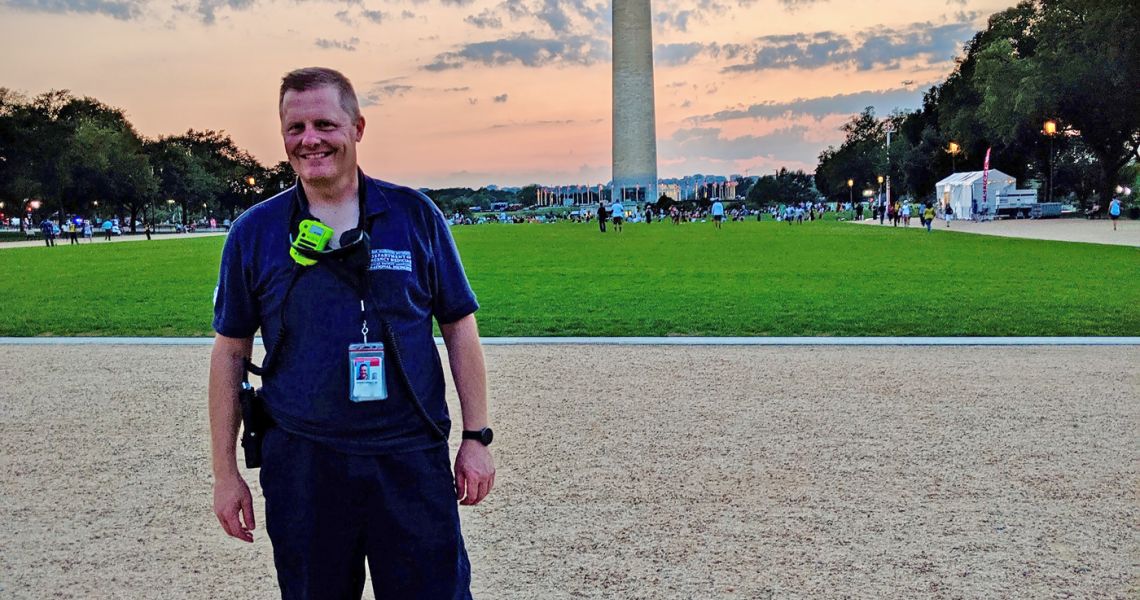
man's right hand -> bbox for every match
[213,474,256,543]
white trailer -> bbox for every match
[994,189,1038,218]
[936,170,1042,219]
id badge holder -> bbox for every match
[348,343,388,402]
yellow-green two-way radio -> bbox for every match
[290,219,335,266]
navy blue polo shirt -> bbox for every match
[213,173,479,455]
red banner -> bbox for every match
[982,147,992,209]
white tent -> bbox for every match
[935,170,1017,218]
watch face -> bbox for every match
[481,428,494,445]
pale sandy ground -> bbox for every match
[852,216,1139,247]
[1,344,1136,599]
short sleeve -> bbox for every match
[426,206,479,324]
[212,224,260,338]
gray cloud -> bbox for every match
[465,8,502,28]
[656,42,704,66]
[315,37,359,51]
[400,9,414,17]
[192,0,253,24]
[654,9,695,32]
[653,17,977,73]
[695,86,926,122]
[723,19,977,72]
[489,118,576,129]
[660,125,822,167]
[360,8,385,22]
[493,93,509,102]
[535,0,570,32]
[360,82,413,107]
[468,97,479,105]
[440,0,474,5]
[460,0,610,36]
[778,0,828,8]
[334,8,352,24]
[2,0,144,20]
[423,34,608,71]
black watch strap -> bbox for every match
[462,427,494,446]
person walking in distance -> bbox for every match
[610,198,625,233]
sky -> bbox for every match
[0,0,1019,188]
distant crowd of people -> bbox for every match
[21,215,233,247]
[443,195,1129,234]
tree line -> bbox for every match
[0,89,530,233]
[815,0,1139,210]
[0,89,302,233]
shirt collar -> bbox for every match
[292,168,389,224]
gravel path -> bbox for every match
[852,216,1139,247]
[0,344,1135,599]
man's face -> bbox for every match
[280,86,364,186]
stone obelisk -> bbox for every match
[612,0,658,204]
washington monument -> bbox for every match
[612,0,658,204]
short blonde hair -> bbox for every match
[279,67,360,120]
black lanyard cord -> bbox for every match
[245,254,446,442]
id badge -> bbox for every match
[348,343,388,402]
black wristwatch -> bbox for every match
[461,427,494,446]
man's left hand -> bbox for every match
[455,441,495,506]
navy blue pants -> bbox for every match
[260,428,472,600]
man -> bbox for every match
[40,219,55,247]
[596,200,607,233]
[1108,196,1122,231]
[610,198,624,232]
[710,199,724,229]
[209,67,494,599]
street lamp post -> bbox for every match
[1043,120,1057,204]
[847,178,853,209]
[948,141,960,173]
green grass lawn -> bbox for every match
[1,220,1136,336]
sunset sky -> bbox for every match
[1,0,1018,188]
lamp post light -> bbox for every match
[1043,120,1057,203]
[947,141,960,173]
[847,178,854,208]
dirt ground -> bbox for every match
[853,215,1139,247]
[0,344,1136,599]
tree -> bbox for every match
[734,177,755,202]
[162,130,265,224]
[147,137,218,226]
[815,108,886,201]
[61,119,157,232]
[1032,0,1140,205]
[515,184,539,207]
[747,168,818,207]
